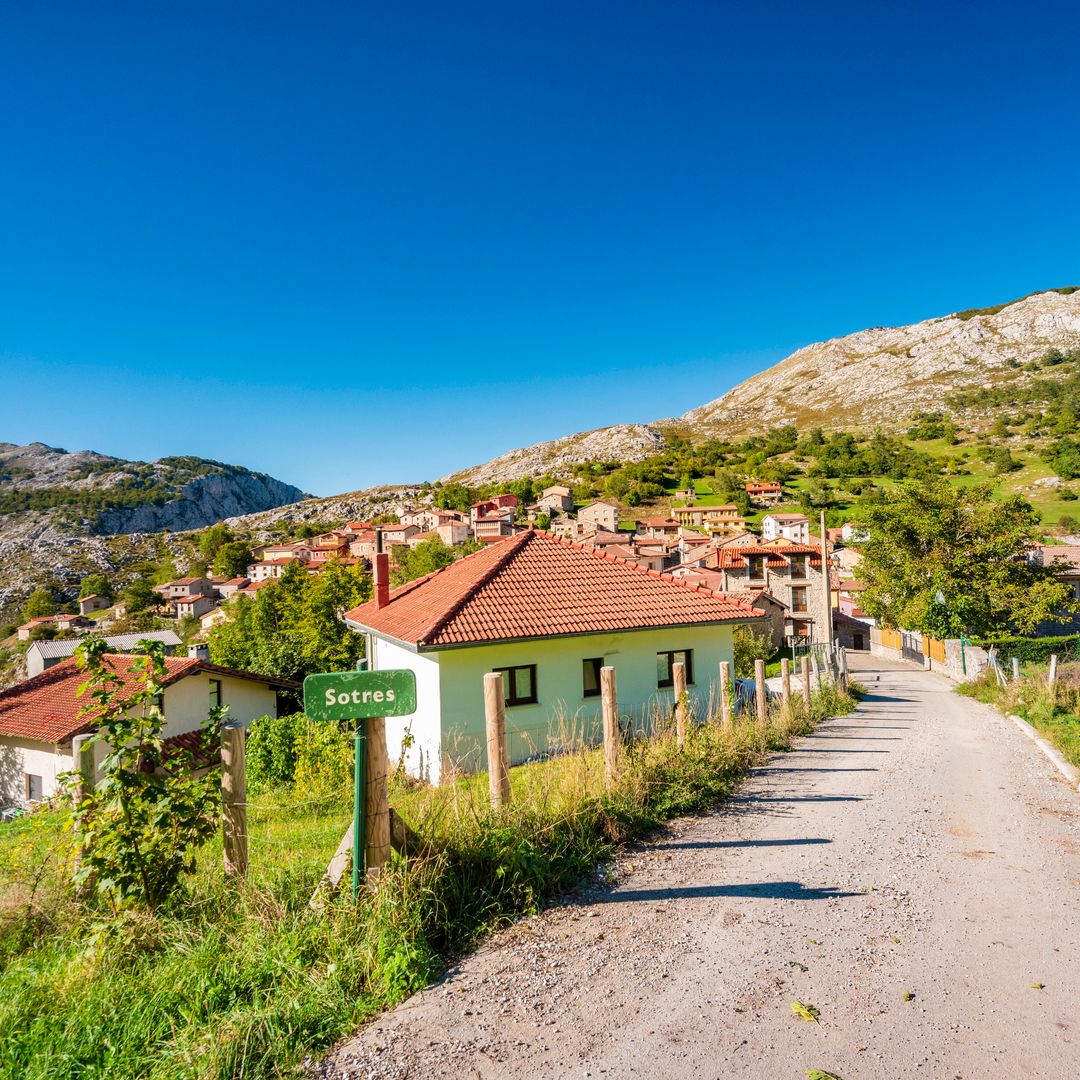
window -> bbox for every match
[25,773,42,802]
[747,556,764,578]
[494,665,537,707]
[657,650,693,688]
[582,658,603,698]
[788,555,807,578]
[791,586,809,613]
[209,678,222,710]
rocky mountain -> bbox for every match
[440,288,1080,483]
[682,288,1080,432]
[0,444,307,619]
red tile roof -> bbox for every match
[345,529,765,649]
[715,544,824,570]
[0,655,297,744]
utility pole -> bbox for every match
[820,510,833,651]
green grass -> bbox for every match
[0,686,859,1079]
[957,661,1080,767]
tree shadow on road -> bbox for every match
[650,837,832,850]
[593,881,862,903]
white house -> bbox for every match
[344,531,765,785]
[761,513,810,544]
[0,655,296,807]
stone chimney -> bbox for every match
[188,642,210,661]
[374,551,390,609]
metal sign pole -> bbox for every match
[352,722,367,899]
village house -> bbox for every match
[1028,544,1080,634]
[379,523,422,545]
[671,504,748,538]
[435,518,470,547]
[638,517,681,542]
[164,576,216,600]
[469,494,519,523]
[174,594,217,620]
[745,480,783,505]
[531,485,574,516]
[215,577,250,599]
[247,559,295,582]
[348,530,378,561]
[255,541,310,564]
[473,514,517,543]
[406,530,439,549]
[577,501,620,532]
[199,607,231,633]
[344,532,766,785]
[671,571,788,648]
[761,512,810,544]
[77,594,111,616]
[307,531,352,563]
[0,655,297,807]
[837,579,873,624]
[713,542,828,646]
[399,508,438,531]
[24,630,183,679]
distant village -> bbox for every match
[15,480,876,662]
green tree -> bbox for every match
[213,540,253,579]
[63,639,221,909]
[732,625,778,678]
[390,537,457,585]
[123,577,159,614]
[22,586,57,621]
[78,574,114,600]
[856,481,1074,638]
[198,523,233,562]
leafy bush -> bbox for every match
[733,625,777,677]
[971,633,1080,662]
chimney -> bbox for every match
[188,643,210,661]
[374,551,390,609]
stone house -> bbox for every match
[577,501,620,532]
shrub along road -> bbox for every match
[314,656,1080,1079]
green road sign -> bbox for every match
[303,669,417,722]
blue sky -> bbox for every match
[1,2,1078,496]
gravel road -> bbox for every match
[314,655,1080,1079]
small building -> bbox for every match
[638,517,681,542]
[344,531,765,784]
[174,594,217,620]
[671,505,748,537]
[761,513,810,544]
[247,559,294,582]
[473,515,517,543]
[164,576,215,600]
[380,524,422,545]
[24,630,184,678]
[470,494,520,523]
[745,481,783,505]
[577,501,620,532]
[435,519,470,547]
[0,655,297,807]
[533,486,574,515]
[216,577,250,599]
[77,595,111,616]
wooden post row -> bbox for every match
[483,672,511,808]
[754,659,768,727]
[673,661,688,749]
[801,655,812,708]
[719,660,732,727]
[780,658,792,713]
[365,717,391,872]
[222,722,248,878]
[601,665,620,789]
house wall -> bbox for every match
[0,737,73,806]
[369,636,443,783]
[432,624,738,781]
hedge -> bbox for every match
[972,634,1080,662]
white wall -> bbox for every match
[0,737,72,806]
[433,624,736,781]
[370,636,443,783]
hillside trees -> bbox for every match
[78,574,113,600]
[213,540,253,579]
[208,559,372,684]
[856,481,1073,638]
[22,587,56,621]
[390,536,457,585]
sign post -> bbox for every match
[304,669,417,898]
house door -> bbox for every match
[854,633,865,650]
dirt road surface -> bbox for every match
[314,656,1080,1079]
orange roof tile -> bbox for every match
[0,655,297,744]
[345,529,764,649]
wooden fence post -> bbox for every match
[601,665,620,789]
[221,722,248,879]
[672,661,688,749]
[719,661,732,727]
[1049,653,1058,690]
[754,659,768,728]
[801,655,812,708]
[364,717,391,873]
[1012,657,1021,682]
[483,672,511,808]
[781,658,792,716]
[838,647,849,693]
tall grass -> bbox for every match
[957,661,1080,766]
[0,684,858,1080]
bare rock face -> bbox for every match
[681,289,1080,432]
[444,424,667,486]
